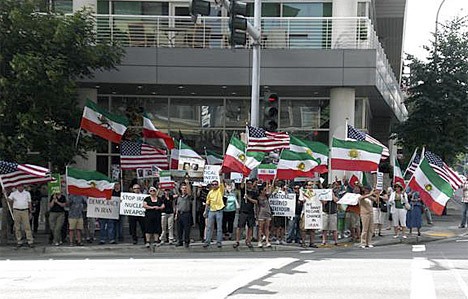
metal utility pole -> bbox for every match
[250,0,261,127]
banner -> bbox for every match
[48,174,61,196]
[315,189,332,201]
[178,156,205,172]
[269,192,295,217]
[337,193,360,205]
[137,168,158,179]
[204,165,221,185]
[159,170,175,189]
[86,196,120,220]
[303,198,322,230]
[119,192,147,217]
[230,172,243,183]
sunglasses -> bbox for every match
[149,189,156,192]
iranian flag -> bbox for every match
[222,136,264,176]
[170,140,202,169]
[66,167,115,199]
[276,149,320,180]
[408,157,453,215]
[80,100,128,144]
[393,158,406,189]
[142,115,175,149]
[330,138,383,172]
[289,136,329,173]
[205,150,223,165]
[258,164,277,181]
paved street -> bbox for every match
[1,237,468,299]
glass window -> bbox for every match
[97,155,109,175]
[169,98,223,130]
[144,97,169,129]
[97,0,109,14]
[52,0,73,13]
[246,3,280,17]
[288,131,329,146]
[113,1,141,15]
[170,129,224,154]
[279,99,329,130]
[142,2,168,15]
[355,98,364,129]
[225,99,250,128]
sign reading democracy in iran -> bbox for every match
[119,192,147,217]
[87,196,120,220]
[303,198,322,230]
[269,192,296,217]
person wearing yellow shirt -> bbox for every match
[203,180,225,248]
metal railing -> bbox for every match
[94,14,406,120]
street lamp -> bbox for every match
[434,0,447,56]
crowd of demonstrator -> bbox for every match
[3,175,452,249]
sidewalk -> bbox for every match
[1,203,466,256]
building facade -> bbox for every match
[59,0,407,177]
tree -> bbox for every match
[0,0,124,172]
[395,17,468,165]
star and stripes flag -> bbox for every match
[0,162,52,188]
[403,148,420,177]
[120,141,169,170]
[425,151,464,190]
[246,126,290,152]
[347,125,389,159]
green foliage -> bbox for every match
[0,0,124,172]
[395,17,468,165]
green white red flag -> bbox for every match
[408,157,453,215]
[276,149,320,180]
[289,135,329,173]
[170,140,203,169]
[142,115,175,149]
[393,158,406,189]
[330,138,383,172]
[222,136,264,176]
[80,100,128,144]
[258,164,277,181]
[66,167,115,199]
[205,149,223,165]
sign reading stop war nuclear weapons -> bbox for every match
[119,192,147,217]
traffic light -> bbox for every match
[190,0,211,17]
[264,92,279,131]
[229,0,248,47]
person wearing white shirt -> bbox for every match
[8,185,34,248]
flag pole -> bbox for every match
[403,147,418,178]
[74,127,82,150]
[408,147,425,184]
[0,177,14,220]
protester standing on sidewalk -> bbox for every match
[8,185,34,248]
[459,180,468,228]
[112,183,124,242]
[203,180,225,248]
[128,184,146,245]
[30,186,41,234]
[300,181,318,248]
[406,191,422,236]
[222,181,238,241]
[286,184,302,244]
[175,181,193,248]
[358,186,377,248]
[256,184,272,248]
[388,182,409,239]
[67,194,87,246]
[48,191,67,246]
[233,179,257,249]
[321,182,339,246]
[143,186,165,247]
[160,188,175,244]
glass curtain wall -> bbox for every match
[95,95,331,175]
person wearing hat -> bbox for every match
[128,184,146,245]
[388,182,410,239]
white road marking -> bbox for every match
[412,245,426,252]
[299,250,314,254]
[455,239,468,242]
[200,258,296,299]
[411,258,436,299]
[444,258,468,298]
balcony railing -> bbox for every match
[94,14,407,120]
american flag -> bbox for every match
[425,151,464,190]
[120,141,169,170]
[404,153,420,177]
[347,125,389,159]
[247,125,290,152]
[0,161,52,188]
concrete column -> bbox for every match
[73,0,97,13]
[331,0,358,48]
[329,87,355,182]
[74,88,97,171]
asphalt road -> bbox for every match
[1,236,467,299]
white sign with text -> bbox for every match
[337,193,361,205]
[269,192,296,217]
[303,198,322,230]
[203,165,221,185]
[315,189,332,201]
[119,192,147,217]
[86,196,120,220]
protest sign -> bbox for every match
[47,174,61,196]
[337,193,360,205]
[303,198,322,230]
[376,171,384,190]
[315,189,332,201]
[204,165,221,185]
[269,192,295,217]
[230,172,243,183]
[87,196,120,220]
[159,170,175,189]
[119,192,147,217]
